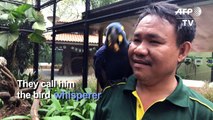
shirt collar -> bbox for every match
[123,75,189,108]
[123,75,137,92]
[166,75,189,107]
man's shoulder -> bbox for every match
[96,82,130,110]
[186,87,213,112]
[94,80,136,120]
[101,82,127,97]
[101,75,135,92]
[99,75,136,101]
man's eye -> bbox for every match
[150,40,160,44]
[133,39,141,43]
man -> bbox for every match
[93,2,213,120]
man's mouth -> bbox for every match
[132,57,151,66]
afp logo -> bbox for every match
[175,7,202,26]
[175,8,193,15]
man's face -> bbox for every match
[128,15,183,83]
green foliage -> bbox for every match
[39,45,62,64]
[0,2,48,75]
[177,52,212,80]
[0,2,46,49]
[0,33,34,75]
[28,30,46,44]
[39,87,97,120]
[0,35,32,74]
[75,75,97,93]
[195,83,213,102]
[2,86,98,120]
[39,42,51,62]
[14,70,35,83]
[0,31,19,49]
[206,57,213,68]
[55,50,63,64]
[0,98,3,108]
[2,115,31,120]
[43,116,70,120]
[89,0,121,9]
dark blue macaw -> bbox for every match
[94,22,133,89]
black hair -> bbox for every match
[136,2,196,47]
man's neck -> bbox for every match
[136,75,177,94]
[136,75,178,111]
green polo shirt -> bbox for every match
[93,75,213,120]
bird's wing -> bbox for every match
[93,45,108,89]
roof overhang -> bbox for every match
[51,0,213,52]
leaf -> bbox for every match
[84,88,92,93]
[80,98,86,106]
[9,23,19,33]
[73,101,80,109]
[34,29,44,34]
[38,108,49,113]
[0,31,19,49]
[7,13,16,21]
[33,11,45,23]
[85,103,91,110]
[32,22,46,31]
[0,2,17,11]
[51,94,62,110]
[38,108,49,116]
[71,112,86,120]
[0,98,4,108]
[65,106,75,110]
[89,102,97,110]
[2,115,31,120]
[28,32,46,44]
[90,111,94,120]
[25,7,36,22]
[82,108,87,115]
[0,4,3,11]
[46,107,56,117]
[11,10,25,19]
[16,4,31,14]
[43,116,70,120]
[0,14,9,20]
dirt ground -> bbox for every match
[0,99,31,119]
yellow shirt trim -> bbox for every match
[132,91,166,120]
[189,97,213,112]
[102,82,126,92]
[132,91,144,120]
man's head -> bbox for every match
[136,2,196,47]
[128,2,196,83]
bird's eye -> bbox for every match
[121,26,124,31]
[118,35,123,43]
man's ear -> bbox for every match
[178,41,191,63]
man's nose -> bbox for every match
[134,42,149,56]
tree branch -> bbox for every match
[0,92,11,99]
[30,81,43,120]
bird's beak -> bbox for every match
[114,43,119,52]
